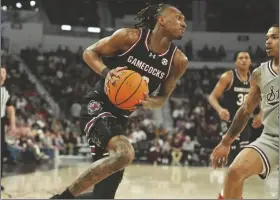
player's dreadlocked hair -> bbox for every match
[135,3,172,30]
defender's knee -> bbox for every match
[227,163,250,181]
[226,148,265,182]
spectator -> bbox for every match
[198,44,210,60]
[172,104,185,126]
[161,135,172,164]
[209,46,217,61]
[51,119,63,133]
[255,45,266,61]
[217,45,226,60]
[70,101,81,120]
[171,131,184,166]
[247,45,254,59]
[129,127,147,144]
[154,124,167,138]
[184,40,193,60]
[182,136,200,166]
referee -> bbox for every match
[1,65,16,191]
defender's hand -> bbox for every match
[104,66,127,94]
[252,114,262,128]
[210,140,231,169]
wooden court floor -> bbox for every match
[1,162,278,199]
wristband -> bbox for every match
[101,67,110,77]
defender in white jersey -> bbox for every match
[211,24,279,199]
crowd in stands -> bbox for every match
[2,39,264,167]
[1,51,87,164]
[3,49,158,165]
[206,0,277,33]
[129,66,224,166]
[20,45,93,117]
[179,41,267,62]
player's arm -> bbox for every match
[208,71,232,114]
[83,28,139,77]
[7,105,16,129]
[222,68,261,145]
[6,98,16,131]
[142,49,188,109]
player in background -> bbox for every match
[208,52,263,165]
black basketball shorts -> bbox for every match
[220,120,251,148]
[80,99,128,149]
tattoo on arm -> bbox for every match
[252,68,261,86]
[225,68,261,140]
[226,104,250,139]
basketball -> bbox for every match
[108,70,149,110]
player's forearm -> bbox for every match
[145,96,166,109]
[83,49,109,77]
[222,105,251,145]
[208,95,223,113]
[7,106,16,128]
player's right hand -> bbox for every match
[218,108,230,121]
[210,140,231,169]
[104,66,127,94]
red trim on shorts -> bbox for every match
[84,112,114,136]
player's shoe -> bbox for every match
[218,193,224,199]
[217,192,242,199]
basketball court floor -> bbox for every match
[1,162,278,199]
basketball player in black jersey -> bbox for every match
[208,52,262,165]
[51,3,188,199]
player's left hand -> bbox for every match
[129,92,149,111]
[252,113,262,128]
[130,92,150,111]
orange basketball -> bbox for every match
[108,70,149,110]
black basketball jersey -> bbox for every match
[83,28,178,117]
[221,69,251,119]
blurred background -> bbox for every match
[0,0,279,198]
